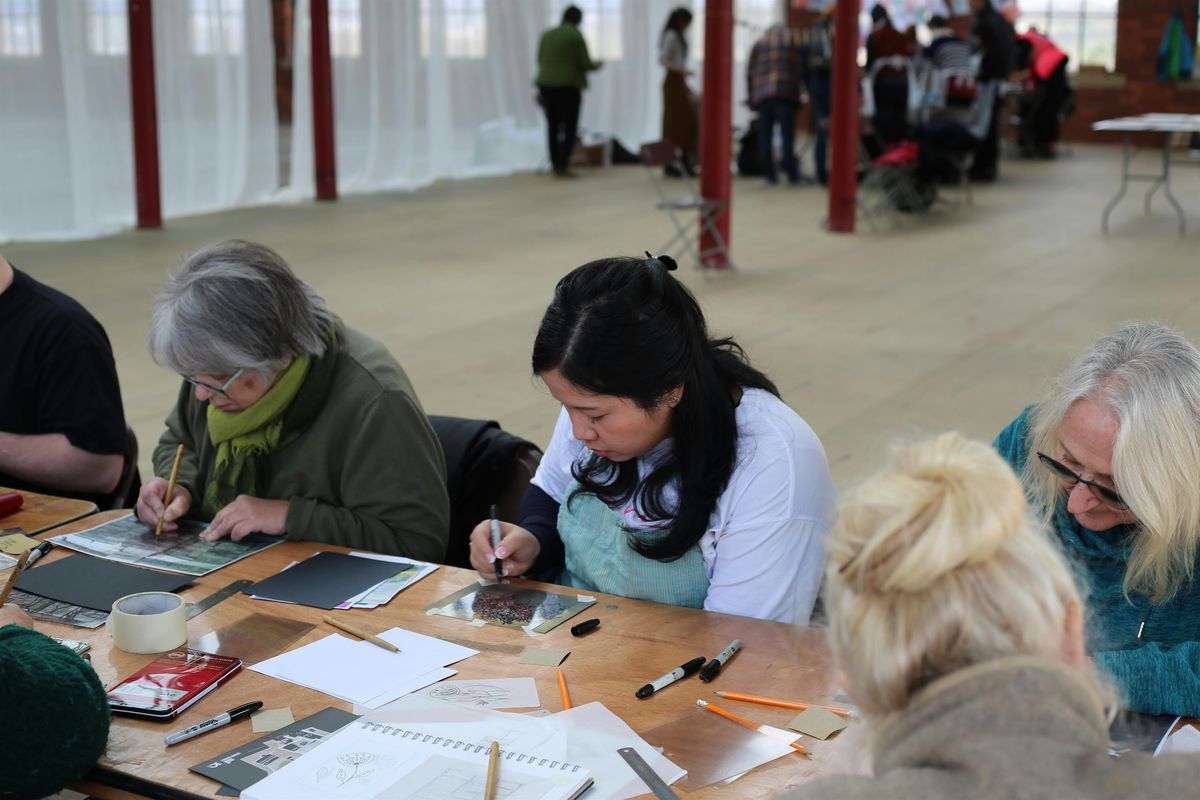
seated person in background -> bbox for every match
[0,254,128,505]
[924,14,972,71]
[469,255,835,624]
[135,239,449,561]
[777,433,1199,800]
[995,321,1200,718]
[0,604,111,799]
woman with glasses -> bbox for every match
[994,321,1200,717]
[466,255,835,623]
[776,433,1198,800]
[134,239,449,561]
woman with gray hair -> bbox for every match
[135,239,449,560]
[994,321,1200,717]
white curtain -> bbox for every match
[285,0,782,199]
[0,1,134,242]
[0,0,277,244]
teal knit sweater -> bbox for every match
[995,408,1200,717]
[0,625,110,799]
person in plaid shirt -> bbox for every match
[747,24,806,184]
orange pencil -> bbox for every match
[557,669,572,710]
[696,699,807,755]
[715,690,855,718]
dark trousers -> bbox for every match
[971,95,1004,179]
[1030,60,1070,150]
[538,86,581,173]
[872,72,909,145]
[808,71,830,184]
[756,97,800,182]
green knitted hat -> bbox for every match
[0,625,111,800]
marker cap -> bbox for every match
[570,618,601,637]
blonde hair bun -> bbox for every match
[833,432,1027,594]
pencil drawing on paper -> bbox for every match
[315,752,376,788]
[401,755,549,800]
[428,683,512,707]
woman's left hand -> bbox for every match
[202,495,289,542]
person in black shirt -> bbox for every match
[968,0,1015,181]
[0,255,127,504]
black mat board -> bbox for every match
[241,551,404,609]
[15,555,192,611]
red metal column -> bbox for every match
[127,0,161,229]
[698,0,733,268]
[310,0,337,200]
[826,0,860,232]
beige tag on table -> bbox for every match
[0,533,39,555]
[788,707,849,740]
[519,648,570,667]
[251,707,295,733]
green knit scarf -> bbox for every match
[201,355,311,518]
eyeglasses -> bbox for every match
[183,368,244,400]
[1036,451,1128,510]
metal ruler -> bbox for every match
[186,579,252,620]
[617,747,680,800]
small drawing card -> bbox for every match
[426,581,595,634]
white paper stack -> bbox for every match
[250,627,478,710]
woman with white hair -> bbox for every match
[776,433,1198,799]
[134,239,449,560]
[994,321,1200,717]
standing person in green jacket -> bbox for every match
[1,604,111,799]
[135,239,449,561]
[994,321,1200,718]
[535,6,602,178]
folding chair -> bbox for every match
[856,140,926,230]
[639,141,736,271]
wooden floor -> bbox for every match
[7,143,1200,488]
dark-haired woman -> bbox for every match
[469,256,835,624]
[660,7,698,176]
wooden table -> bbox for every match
[32,511,848,800]
[0,485,97,535]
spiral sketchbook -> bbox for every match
[241,718,593,800]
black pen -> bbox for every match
[490,504,503,581]
[164,701,263,746]
[23,541,53,569]
[636,656,707,698]
[698,639,742,682]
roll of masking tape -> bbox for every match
[108,592,188,654]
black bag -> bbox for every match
[737,117,762,176]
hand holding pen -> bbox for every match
[467,519,541,581]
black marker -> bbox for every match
[23,541,53,569]
[636,656,706,699]
[698,639,742,682]
[570,618,600,637]
[490,504,503,581]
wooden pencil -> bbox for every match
[557,669,572,710]
[715,690,854,718]
[156,444,185,538]
[0,551,31,607]
[484,741,500,800]
[322,615,400,652]
[696,699,807,754]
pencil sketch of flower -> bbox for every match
[335,752,375,787]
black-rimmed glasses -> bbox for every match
[1036,451,1128,510]
[183,368,244,400]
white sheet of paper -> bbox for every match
[1157,723,1200,756]
[544,702,687,799]
[250,628,477,706]
[355,667,457,711]
[372,677,542,712]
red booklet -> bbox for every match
[107,649,243,720]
